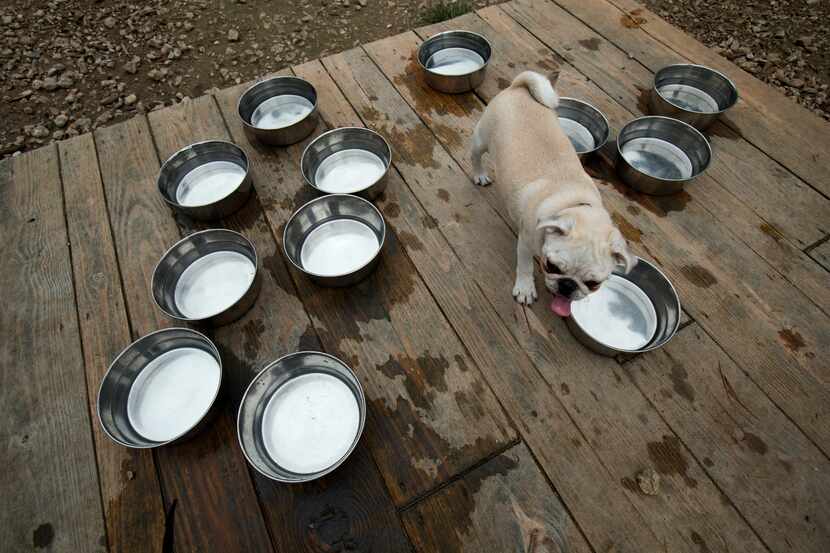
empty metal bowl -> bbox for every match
[283,194,386,287]
[565,257,680,357]
[301,127,392,200]
[417,30,492,94]
[557,97,610,157]
[650,64,739,130]
[152,229,261,326]
[157,140,253,221]
[237,76,319,145]
[237,351,366,482]
[98,328,223,448]
[616,116,711,195]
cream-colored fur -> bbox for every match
[471,71,636,306]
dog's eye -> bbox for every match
[545,261,562,274]
[585,280,600,291]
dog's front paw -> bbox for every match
[474,174,492,186]
[513,276,537,305]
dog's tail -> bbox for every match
[509,71,559,109]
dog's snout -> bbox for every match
[558,278,578,297]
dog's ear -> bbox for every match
[611,229,637,274]
[536,214,574,236]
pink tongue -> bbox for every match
[551,295,572,317]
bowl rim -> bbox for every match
[96,327,224,448]
[282,193,387,279]
[567,257,681,354]
[157,139,249,210]
[151,228,259,322]
[417,29,493,77]
[652,63,740,115]
[236,350,367,482]
[236,75,319,131]
[616,115,712,182]
[300,126,393,194]
[557,96,611,155]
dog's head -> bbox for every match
[536,205,636,316]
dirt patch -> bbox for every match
[778,327,806,352]
[578,38,602,51]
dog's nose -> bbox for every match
[558,278,578,297]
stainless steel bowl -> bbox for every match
[237,351,366,482]
[650,64,739,130]
[565,257,680,357]
[616,116,711,195]
[283,194,386,287]
[97,328,223,448]
[556,97,610,157]
[152,229,261,326]
[157,140,253,221]
[301,127,392,200]
[417,30,492,94]
[237,76,319,145]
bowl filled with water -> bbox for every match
[649,64,738,130]
[556,98,610,157]
[237,76,319,146]
[417,30,492,94]
[152,229,261,326]
[616,116,711,195]
[283,194,386,287]
[301,127,391,200]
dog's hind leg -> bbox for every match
[471,120,492,186]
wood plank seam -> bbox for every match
[805,235,830,255]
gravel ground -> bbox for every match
[1,0,827,160]
[642,0,829,121]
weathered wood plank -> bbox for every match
[58,133,166,553]
[95,115,276,553]
[306,53,664,552]
[474,5,830,317]
[0,146,107,551]
[627,323,830,553]
[403,443,593,553]
[214,65,516,506]
[146,92,414,550]
[325,42,773,553]
[406,13,830,455]
[809,240,830,272]
[536,0,830,195]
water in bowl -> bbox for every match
[621,137,694,180]
[314,149,386,194]
[300,219,380,276]
[658,83,720,113]
[426,47,485,76]
[176,161,246,206]
[251,94,314,129]
[174,250,256,319]
[559,117,596,153]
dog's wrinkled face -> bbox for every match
[537,207,636,316]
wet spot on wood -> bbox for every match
[647,435,697,488]
[690,531,713,553]
[33,523,54,549]
[705,124,739,142]
[571,437,581,447]
[432,122,463,147]
[669,362,695,402]
[611,212,642,243]
[242,319,265,361]
[742,432,768,455]
[635,85,650,115]
[702,457,714,467]
[299,324,321,351]
[578,38,601,51]
[651,190,692,216]
[383,201,400,219]
[680,264,717,288]
[560,382,570,395]
[759,222,784,242]
[398,230,425,251]
[306,506,358,551]
[620,476,638,493]
[388,125,442,170]
[422,214,439,229]
[497,77,511,90]
[621,11,647,28]
[436,188,450,202]
[392,58,451,117]
[627,204,641,216]
[778,327,805,352]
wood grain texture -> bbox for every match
[627,323,830,553]
[146,92,415,551]
[539,0,830,195]
[95,114,276,553]
[58,133,166,553]
[403,443,593,553]
[474,4,830,318]
[214,68,516,506]
[410,11,830,457]
[0,146,107,552]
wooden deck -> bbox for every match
[2,0,829,551]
